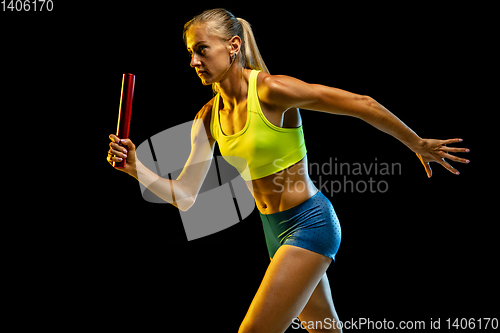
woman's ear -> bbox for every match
[228,35,242,55]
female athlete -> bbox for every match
[107,8,469,333]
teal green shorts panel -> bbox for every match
[259,191,341,260]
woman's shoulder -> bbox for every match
[256,72,295,101]
[195,96,216,120]
[194,96,217,141]
[256,71,314,110]
[255,71,303,110]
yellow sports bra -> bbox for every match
[210,70,307,181]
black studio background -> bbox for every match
[3,2,495,331]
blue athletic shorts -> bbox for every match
[259,190,341,260]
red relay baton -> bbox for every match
[113,73,135,168]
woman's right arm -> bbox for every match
[107,99,216,211]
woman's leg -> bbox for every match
[238,245,332,333]
[298,273,342,333]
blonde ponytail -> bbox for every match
[183,9,269,94]
[237,18,269,74]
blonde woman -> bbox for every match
[107,8,469,333]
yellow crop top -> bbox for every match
[210,70,307,181]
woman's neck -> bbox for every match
[218,66,250,109]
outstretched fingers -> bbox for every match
[440,146,470,153]
[440,138,463,145]
[438,158,460,175]
[415,138,470,178]
[437,138,470,165]
[438,151,470,164]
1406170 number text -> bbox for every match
[1,0,53,11]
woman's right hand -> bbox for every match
[107,134,137,175]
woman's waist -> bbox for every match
[250,169,318,214]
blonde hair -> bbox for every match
[183,8,269,94]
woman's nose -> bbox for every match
[190,54,201,68]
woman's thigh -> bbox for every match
[238,245,332,333]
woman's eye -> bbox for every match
[187,46,207,58]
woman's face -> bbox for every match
[185,24,234,85]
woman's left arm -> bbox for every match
[259,74,470,178]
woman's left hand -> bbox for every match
[413,138,470,178]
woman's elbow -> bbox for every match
[174,195,195,212]
[352,95,379,119]
[170,180,197,211]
